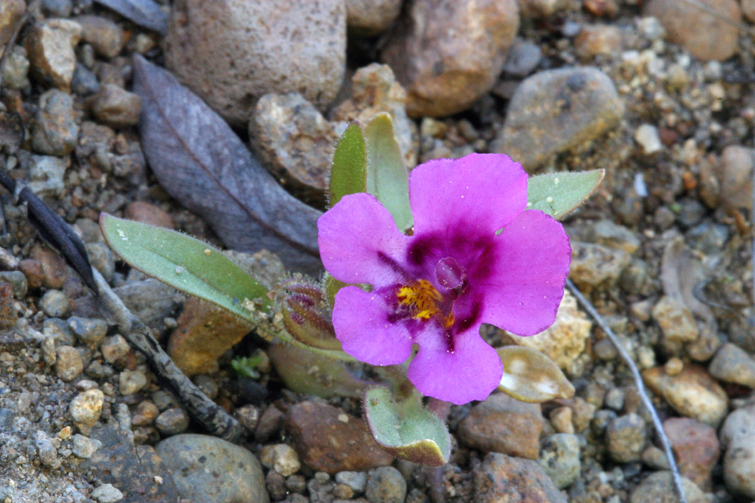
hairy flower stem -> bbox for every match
[566,279,688,503]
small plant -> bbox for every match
[100,112,603,466]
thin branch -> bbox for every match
[566,279,688,503]
[92,269,246,444]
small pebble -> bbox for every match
[72,434,102,459]
[69,389,105,435]
[35,430,59,468]
[260,444,301,477]
[538,433,581,489]
[0,270,28,299]
[550,406,574,434]
[634,124,662,154]
[69,316,108,349]
[119,369,148,395]
[607,413,647,463]
[365,466,406,503]
[336,471,368,494]
[155,407,190,436]
[131,400,159,427]
[88,84,142,128]
[91,484,124,503]
[100,334,130,364]
[55,345,83,382]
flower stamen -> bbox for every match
[397,280,455,327]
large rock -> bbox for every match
[165,0,346,127]
[381,0,519,117]
[644,0,741,61]
[492,67,623,172]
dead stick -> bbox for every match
[92,268,245,444]
[566,279,688,503]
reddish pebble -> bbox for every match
[124,201,175,229]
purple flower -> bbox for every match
[317,153,571,405]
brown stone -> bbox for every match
[663,418,719,491]
[74,15,124,59]
[473,452,567,503]
[124,201,176,230]
[255,404,285,443]
[642,365,727,427]
[457,393,543,459]
[285,401,393,474]
[167,296,254,376]
[29,244,67,289]
[381,0,519,117]
[0,0,25,46]
[88,84,142,128]
[644,0,741,61]
[25,19,82,90]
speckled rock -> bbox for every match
[286,401,393,474]
[642,365,727,427]
[69,389,105,435]
[91,484,123,503]
[644,0,741,61]
[119,369,148,395]
[40,289,70,318]
[365,466,406,503]
[156,434,269,503]
[505,290,592,372]
[0,0,25,46]
[663,417,719,491]
[652,296,699,343]
[717,145,753,215]
[474,452,567,503]
[260,444,301,477]
[708,343,755,388]
[249,92,338,207]
[74,15,124,59]
[346,0,402,36]
[31,89,78,156]
[164,0,346,127]
[100,334,130,365]
[720,405,755,499]
[56,345,83,382]
[25,19,82,90]
[492,67,623,172]
[381,0,519,117]
[538,433,580,489]
[88,84,142,128]
[629,471,707,503]
[607,413,647,463]
[457,392,544,460]
[72,434,102,459]
[27,155,69,197]
[569,241,631,290]
[330,63,419,168]
[1,44,30,90]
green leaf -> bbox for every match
[267,343,369,398]
[364,113,413,232]
[527,169,605,220]
[496,346,575,403]
[363,386,451,466]
[100,214,270,321]
[329,122,367,208]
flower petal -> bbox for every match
[408,324,502,405]
[409,153,528,237]
[475,209,571,336]
[318,193,411,286]
[333,286,413,366]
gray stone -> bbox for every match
[585,219,640,255]
[365,466,406,503]
[164,0,346,127]
[381,0,519,117]
[31,89,78,156]
[474,452,567,503]
[91,484,124,503]
[503,38,542,77]
[538,433,580,489]
[676,198,706,228]
[85,242,116,282]
[35,430,59,467]
[28,155,68,197]
[717,145,753,214]
[0,270,28,299]
[721,405,755,498]
[69,316,108,350]
[346,0,402,36]
[44,317,75,346]
[335,471,368,493]
[569,241,631,290]
[71,62,101,96]
[155,408,190,436]
[1,45,30,90]
[492,67,623,172]
[686,221,729,255]
[607,413,647,463]
[40,289,71,318]
[249,93,338,207]
[155,434,269,503]
[72,434,102,459]
[88,84,142,129]
[629,471,706,503]
[709,343,755,388]
[41,0,72,18]
[119,369,147,395]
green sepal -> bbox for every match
[363,386,451,466]
[329,122,367,208]
[364,113,413,232]
[527,169,605,220]
[100,213,270,321]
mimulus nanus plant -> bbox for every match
[318,153,571,405]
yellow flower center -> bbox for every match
[397,280,455,327]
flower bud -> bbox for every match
[273,276,341,351]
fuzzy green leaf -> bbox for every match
[364,113,413,232]
[100,213,269,321]
[364,386,451,466]
[329,122,367,208]
[527,169,604,220]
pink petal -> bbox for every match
[333,286,413,366]
[476,210,571,336]
[409,154,528,237]
[408,324,502,405]
[318,193,411,286]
